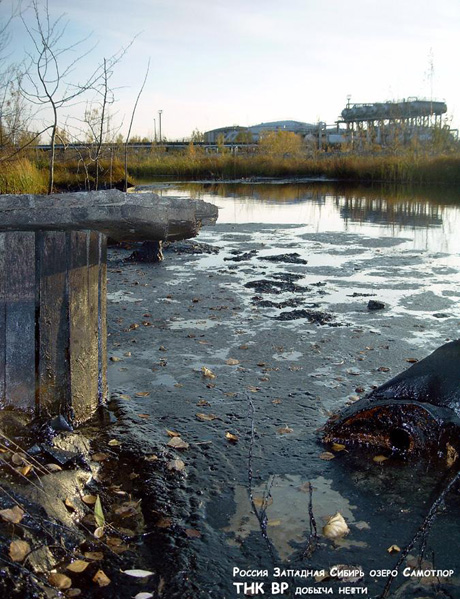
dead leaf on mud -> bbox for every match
[134,593,154,599]
[46,463,63,472]
[167,437,189,450]
[377,366,390,372]
[239,344,249,350]
[0,506,24,524]
[20,464,32,476]
[145,454,159,462]
[119,394,131,400]
[201,367,216,379]
[84,552,104,561]
[9,539,30,562]
[226,432,239,443]
[247,386,260,393]
[319,452,335,461]
[110,356,122,362]
[277,425,293,434]
[123,569,155,578]
[197,399,211,406]
[94,526,105,539]
[156,517,172,528]
[268,519,282,527]
[93,569,111,587]
[91,453,110,462]
[405,358,418,363]
[272,399,282,405]
[331,443,346,452]
[135,391,150,397]
[167,459,185,472]
[67,560,90,573]
[67,589,82,597]
[138,414,150,419]
[446,443,458,468]
[185,528,202,539]
[82,495,97,505]
[387,545,401,554]
[226,358,240,365]
[166,429,181,437]
[108,439,121,447]
[48,573,72,590]
[64,498,76,511]
[373,455,389,464]
[196,413,217,422]
[253,497,273,508]
[323,513,349,539]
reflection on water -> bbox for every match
[223,475,366,560]
[149,181,460,252]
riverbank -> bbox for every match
[1,192,460,598]
[1,151,460,194]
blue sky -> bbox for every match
[2,0,459,139]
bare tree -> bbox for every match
[19,0,131,193]
[124,59,150,192]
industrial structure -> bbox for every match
[204,97,454,150]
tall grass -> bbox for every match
[128,151,460,186]
[0,157,47,194]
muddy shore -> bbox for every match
[103,221,460,598]
[1,215,459,598]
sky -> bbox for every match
[1,0,459,140]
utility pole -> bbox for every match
[158,109,163,143]
[153,118,157,143]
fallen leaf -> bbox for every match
[145,454,159,462]
[82,495,97,505]
[135,391,150,397]
[226,432,238,443]
[123,569,155,578]
[138,414,150,419]
[377,366,390,372]
[277,425,293,434]
[94,496,105,528]
[11,453,25,466]
[331,443,346,452]
[185,528,201,538]
[166,430,181,438]
[134,593,154,599]
[167,459,186,472]
[247,386,260,393]
[167,437,189,450]
[64,498,76,511]
[319,452,335,461]
[267,519,282,527]
[0,506,24,524]
[20,464,32,476]
[84,552,104,561]
[48,573,72,590]
[405,358,418,363]
[196,399,210,407]
[201,367,215,379]
[272,399,282,405]
[119,394,131,400]
[373,455,389,463]
[446,443,458,468]
[94,526,105,539]
[67,560,90,573]
[196,413,217,422]
[155,517,172,528]
[253,497,273,508]
[46,463,63,472]
[110,356,122,362]
[9,539,30,562]
[323,512,349,539]
[93,569,111,587]
[239,345,249,350]
[226,358,240,365]
[108,439,121,447]
[91,453,110,462]
[67,590,82,597]
[387,545,401,554]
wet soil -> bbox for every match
[102,222,460,598]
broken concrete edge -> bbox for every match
[0,189,219,242]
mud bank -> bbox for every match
[101,222,460,598]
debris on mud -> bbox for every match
[272,309,335,324]
[244,279,310,294]
[224,249,258,262]
[367,300,386,311]
[258,252,308,264]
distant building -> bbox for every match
[204,120,316,143]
